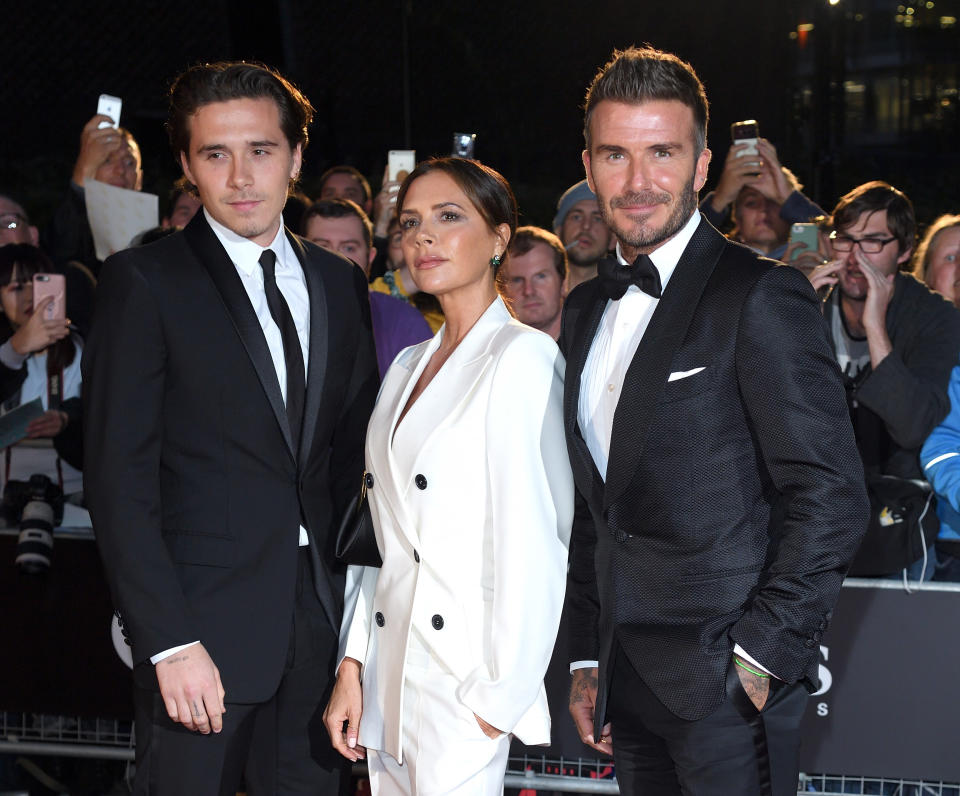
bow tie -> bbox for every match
[597,252,663,301]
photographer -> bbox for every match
[0,244,83,497]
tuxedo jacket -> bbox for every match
[83,211,378,702]
[561,218,868,726]
[339,297,573,762]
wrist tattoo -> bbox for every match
[570,671,598,704]
[164,654,190,665]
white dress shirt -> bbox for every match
[571,211,775,678]
[151,211,311,665]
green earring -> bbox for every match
[490,253,502,268]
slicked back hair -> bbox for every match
[167,61,313,163]
[583,46,709,156]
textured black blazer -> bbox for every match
[561,218,868,726]
[83,211,378,702]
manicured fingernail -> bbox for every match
[347,737,356,748]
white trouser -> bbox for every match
[368,630,510,796]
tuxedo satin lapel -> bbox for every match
[564,283,609,491]
[184,213,295,459]
[604,220,726,509]
[290,233,328,463]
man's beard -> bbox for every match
[599,173,698,252]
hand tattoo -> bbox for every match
[570,671,598,705]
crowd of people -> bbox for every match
[0,42,958,796]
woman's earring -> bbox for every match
[490,253,502,268]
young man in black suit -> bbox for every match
[561,47,868,795]
[83,62,378,795]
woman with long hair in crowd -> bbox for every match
[0,244,83,496]
[324,157,573,794]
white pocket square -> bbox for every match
[668,367,706,382]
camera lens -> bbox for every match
[15,498,55,574]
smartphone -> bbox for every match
[97,94,122,129]
[451,133,476,159]
[388,150,416,183]
[788,222,820,261]
[33,274,66,322]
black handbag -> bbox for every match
[847,474,936,577]
[335,470,382,568]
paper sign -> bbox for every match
[0,398,44,449]
[85,179,158,261]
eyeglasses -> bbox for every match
[1,213,27,231]
[829,231,897,254]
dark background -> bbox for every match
[3,1,957,230]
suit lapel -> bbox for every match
[563,282,609,492]
[184,213,295,459]
[604,220,726,508]
[290,233,328,463]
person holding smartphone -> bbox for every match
[0,244,83,495]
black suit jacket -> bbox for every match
[561,218,868,727]
[83,211,378,702]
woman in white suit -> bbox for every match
[323,158,573,795]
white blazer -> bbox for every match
[339,296,573,763]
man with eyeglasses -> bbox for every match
[0,195,39,247]
[808,181,960,578]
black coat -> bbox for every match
[83,211,378,701]
[561,218,868,728]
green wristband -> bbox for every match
[734,656,770,679]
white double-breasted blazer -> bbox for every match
[338,296,573,763]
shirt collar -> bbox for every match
[615,210,702,293]
[204,208,291,277]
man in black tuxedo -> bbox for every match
[561,47,868,795]
[83,62,378,795]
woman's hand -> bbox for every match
[26,410,69,439]
[473,713,504,739]
[322,658,366,761]
[10,297,70,356]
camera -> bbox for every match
[5,474,64,574]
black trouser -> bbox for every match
[132,549,348,796]
[607,643,807,796]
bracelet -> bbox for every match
[734,657,769,678]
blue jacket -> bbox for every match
[921,364,960,542]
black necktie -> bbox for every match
[597,252,663,301]
[259,249,305,456]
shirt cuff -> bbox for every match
[733,644,779,679]
[150,640,200,665]
[570,659,599,673]
[0,340,28,371]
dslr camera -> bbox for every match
[4,474,64,574]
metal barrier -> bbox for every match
[3,531,960,794]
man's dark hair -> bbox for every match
[302,199,373,248]
[583,46,709,155]
[397,157,517,269]
[166,61,314,161]
[831,181,916,256]
[318,166,372,204]
[509,226,568,280]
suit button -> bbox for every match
[804,638,815,648]
[414,549,420,563]
[431,614,444,630]
[365,472,374,489]
[818,620,827,631]
[415,474,427,490]
[375,612,385,627]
